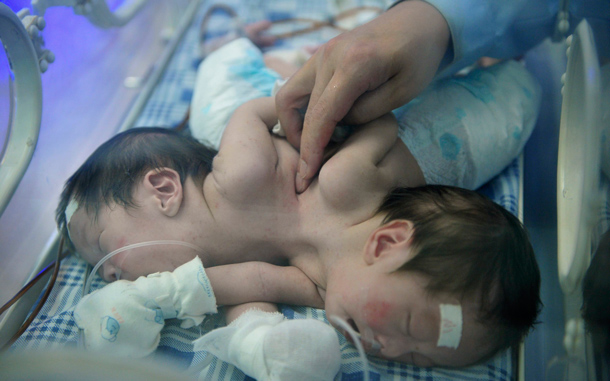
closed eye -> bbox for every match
[411,352,436,368]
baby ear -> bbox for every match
[143,168,183,217]
[364,220,415,270]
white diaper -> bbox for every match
[190,38,281,149]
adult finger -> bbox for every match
[344,49,445,124]
[284,46,338,152]
[344,71,417,125]
[295,69,371,193]
[305,34,396,128]
[275,59,318,149]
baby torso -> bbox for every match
[201,99,424,270]
[203,133,357,265]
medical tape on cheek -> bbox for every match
[437,304,462,349]
[64,198,79,241]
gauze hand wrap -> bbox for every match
[193,309,341,381]
[74,257,217,357]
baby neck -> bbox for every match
[301,215,385,289]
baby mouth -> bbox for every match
[344,318,381,356]
[348,318,359,334]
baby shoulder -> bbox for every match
[317,154,385,215]
[211,148,277,204]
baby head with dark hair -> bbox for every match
[379,185,541,361]
[56,127,217,252]
[324,185,541,367]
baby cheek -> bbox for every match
[363,300,394,330]
[103,234,128,255]
[115,236,128,250]
[106,236,130,266]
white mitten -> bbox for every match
[74,256,217,357]
[193,309,341,381]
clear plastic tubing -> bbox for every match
[82,240,202,296]
[330,315,376,381]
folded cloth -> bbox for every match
[193,309,341,381]
[74,257,217,357]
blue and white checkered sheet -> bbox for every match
[11,1,526,379]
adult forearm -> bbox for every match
[420,0,554,77]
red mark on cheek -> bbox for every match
[363,301,393,328]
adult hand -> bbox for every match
[276,0,450,193]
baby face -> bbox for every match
[324,269,493,367]
[67,203,200,282]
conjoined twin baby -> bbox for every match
[57,39,542,379]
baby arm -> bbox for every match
[318,113,424,207]
[335,113,400,167]
[195,262,340,381]
[214,97,282,190]
[238,96,278,128]
[206,262,325,309]
[220,96,278,151]
[320,113,399,191]
[74,258,340,379]
[74,258,323,353]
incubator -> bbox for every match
[0,0,608,380]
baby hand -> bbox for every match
[194,309,341,380]
[74,257,217,357]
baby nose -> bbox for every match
[377,335,410,358]
[100,261,118,282]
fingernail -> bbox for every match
[298,159,307,179]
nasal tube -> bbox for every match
[82,240,203,296]
[330,315,382,381]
